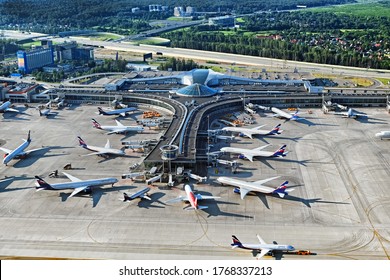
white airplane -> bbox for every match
[77,136,126,157]
[217,176,293,199]
[222,124,282,139]
[220,144,288,162]
[231,235,295,259]
[38,108,56,117]
[0,131,46,166]
[123,187,151,201]
[166,184,220,210]
[97,106,137,117]
[35,172,118,198]
[91,118,144,135]
[334,108,367,119]
[375,131,390,140]
[271,107,303,121]
[0,101,20,113]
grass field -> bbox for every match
[307,1,390,17]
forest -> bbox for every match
[0,0,353,34]
[162,8,390,69]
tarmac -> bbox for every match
[0,103,390,260]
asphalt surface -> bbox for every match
[1,104,389,260]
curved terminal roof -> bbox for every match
[176,83,217,97]
[181,69,224,86]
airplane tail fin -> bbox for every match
[269,124,282,135]
[273,181,293,198]
[231,235,243,248]
[77,136,87,147]
[123,192,131,201]
[272,145,288,157]
[91,118,102,129]
[27,130,31,142]
[35,176,54,191]
[97,107,106,115]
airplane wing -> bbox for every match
[69,186,88,198]
[256,249,270,259]
[195,194,220,200]
[0,147,12,154]
[253,176,280,186]
[62,172,82,182]
[82,151,107,156]
[253,144,271,151]
[166,196,187,204]
[104,139,111,149]
[106,128,126,135]
[256,234,266,244]
[239,187,252,199]
[115,120,125,127]
[242,153,254,162]
[24,147,48,155]
[5,108,20,113]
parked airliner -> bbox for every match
[271,107,303,121]
[0,131,46,165]
[97,106,137,117]
[92,118,144,134]
[0,101,20,113]
[35,172,118,198]
[123,187,151,201]
[334,108,367,119]
[77,136,126,157]
[220,144,288,162]
[222,124,282,139]
[166,184,220,210]
[217,176,293,199]
[231,235,295,259]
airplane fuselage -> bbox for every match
[237,243,295,252]
[37,177,118,190]
[221,147,275,158]
[83,144,125,156]
[217,177,276,194]
[127,187,151,200]
[0,101,12,112]
[3,140,30,165]
[185,184,198,209]
[100,125,144,133]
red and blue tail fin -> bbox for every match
[272,145,287,157]
[231,235,243,248]
[77,136,87,147]
[91,118,102,129]
[269,124,282,135]
[35,176,54,191]
[273,181,289,198]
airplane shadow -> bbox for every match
[258,158,311,170]
[354,116,388,124]
[60,185,132,207]
[137,192,166,209]
[254,192,350,209]
[203,201,254,219]
[0,175,36,193]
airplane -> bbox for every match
[35,172,118,198]
[166,184,220,210]
[91,118,144,135]
[231,235,295,259]
[38,108,56,117]
[217,176,293,199]
[220,144,288,162]
[0,101,20,113]
[77,136,126,157]
[271,107,303,121]
[222,124,282,139]
[123,187,151,201]
[334,108,367,119]
[375,131,390,140]
[0,131,46,166]
[97,106,137,117]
